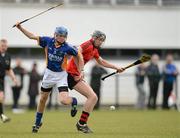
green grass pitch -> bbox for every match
[0,109,179,138]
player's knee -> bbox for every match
[59,98,69,105]
[39,95,48,104]
[91,94,98,103]
[39,98,45,104]
[0,93,4,102]
[59,93,70,105]
[0,98,3,103]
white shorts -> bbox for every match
[41,68,68,92]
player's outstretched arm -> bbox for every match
[15,22,39,41]
[96,57,124,73]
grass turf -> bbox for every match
[0,109,179,138]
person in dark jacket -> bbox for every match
[162,54,178,109]
[146,54,161,109]
[90,63,107,110]
[11,58,26,111]
[135,64,146,109]
[0,39,18,122]
[28,62,41,110]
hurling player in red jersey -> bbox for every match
[67,30,124,133]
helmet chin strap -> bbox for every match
[55,37,66,46]
[93,43,101,49]
[54,33,66,47]
[91,39,97,49]
[92,38,102,49]
[55,40,63,47]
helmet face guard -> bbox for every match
[92,30,106,41]
[55,26,68,37]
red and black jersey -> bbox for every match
[67,39,100,76]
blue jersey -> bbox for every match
[163,64,177,83]
[38,36,78,72]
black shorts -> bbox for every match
[41,86,68,93]
[0,78,4,92]
[68,73,79,90]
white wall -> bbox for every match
[0,5,180,48]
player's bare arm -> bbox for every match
[73,47,84,80]
[6,69,18,86]
[75,47,84,72]
[96,57,124,73]
[15,22,39,41]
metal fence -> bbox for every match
[107,74,179,108]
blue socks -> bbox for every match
[35,112,43,126]
[72,97,77,107]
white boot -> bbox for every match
[1,114,11,123]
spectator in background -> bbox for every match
[90,63,107,110]
[28,62,41,110]
[146,54,161,109]
[11,58,26,113]
[135,64,146,109]
[162,54,178,109]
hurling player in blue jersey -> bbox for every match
[15,22,84,133]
